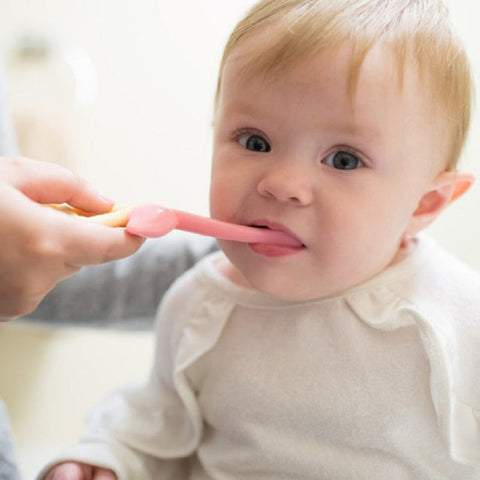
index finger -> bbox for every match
[3,157,115,214]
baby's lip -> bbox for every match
[249,219,304,247]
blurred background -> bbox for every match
[0,0,478,477]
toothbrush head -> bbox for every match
[126,204,178,238]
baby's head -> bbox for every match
[210,0,475,301]
[215,0,472,171]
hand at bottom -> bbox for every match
[43,462,117,480]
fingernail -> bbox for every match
[98,193,115,204]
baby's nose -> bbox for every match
[256,164,314,205]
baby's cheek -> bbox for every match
[209,182,231,220]
[210,172,239,213]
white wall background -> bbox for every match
[0,1,479,478]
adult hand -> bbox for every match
[0,157,144,320]
[43,462,117,480]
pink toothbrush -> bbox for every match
[127,205,301,246]
[53,204,302,246]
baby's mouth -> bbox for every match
[249,221,305,248]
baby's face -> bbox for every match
[210,39,448,301]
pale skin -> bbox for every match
[0,156,144,321]
[44,34,474,480]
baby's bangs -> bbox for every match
[220,0,449,98]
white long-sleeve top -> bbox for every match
[38,235,480,479]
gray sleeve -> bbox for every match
[0,64,18,156]
[0,399,21,480]
[24,233,218,330]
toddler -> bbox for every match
[41,0,480,478]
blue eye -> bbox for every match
[238,134,271,152]
[323,150,363,170]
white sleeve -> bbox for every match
[36,267,211,480]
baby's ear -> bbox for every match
[404,171,474,236]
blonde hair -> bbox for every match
[215,0,473,170]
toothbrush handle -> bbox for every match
[173,209,300,246]
[47,204,132,227]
